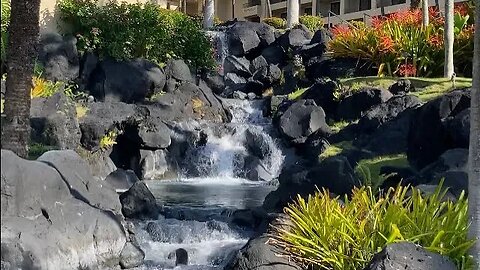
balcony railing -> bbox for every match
[243,0,261,8]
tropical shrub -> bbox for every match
[299,15,323,32]
[270,184,474,270]
[328,4,474,77]
[1,0,10,66]
[58,0,215,69]
[263,17,286,29]
[31,77,64,98]
[190,14,222,28]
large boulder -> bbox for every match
[224,56,252,78]
[277,25,313,49]
[30,92,81,149]
[301,78,339,117]
[357,95,422,132]
[261,45,287,65]
[278,99,330,144]
[364,242,457,270]
[1,150,126,269]
[105,169,140,191]
[336,87,393,120]
[88,58,166,103]
[388,79,415,95]
[165,59,195,83]
[264,156,359,212]
[225,234,301,270]
[119,182,158,219]
[407,89,471,169]
[119,242,145,269]
[227,22,275,56]
[37,150,121,213]
[420,148,469,196]
[38,32,79,82]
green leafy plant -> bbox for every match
[263,17,286,29]
[299,15,323,32]
[354,154,409,190]
[1,0,10,65]
[270,183,474,270]
[58,0,215,69]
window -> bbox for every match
[330,1,340,15]
[304,7,312,15]
[359,0,371,11]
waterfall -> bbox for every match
[205,30,229,75]
[180,99,285,182]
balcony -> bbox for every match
[243,0,261,7]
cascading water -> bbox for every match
[134,99,285,270]
[205,30,229,75]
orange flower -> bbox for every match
[427,34,443,49]
[371,16,383,29]
[331,25,351,37]
[398,63,417,77]
[454,2,469,16]
[379,35,394,53]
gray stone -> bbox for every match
[119,182,158,219]
[37,150,121,213]
[364,242,457,270]
[388,79,415,95]
[1,150,126,269]
[165,59,194,83]
[225,234,301,270]
[30,92,81,150]
[278,99,330,144]
[119,242,145,269]
[337,87,393,121]
[105,169,140,191]
[247,92,257,100]
[137,121,172,149]
[88,58,166,103]
[38,32,79,82]
[138,149,169,180]
[233,91,248,100]
[224,56,252,78]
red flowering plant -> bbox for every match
[328,4,475,78]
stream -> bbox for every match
[132,99,286,269]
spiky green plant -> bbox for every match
[269,183,474,270]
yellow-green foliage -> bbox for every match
[75,103,88,119]
[31,77,64,98]
[329,119,358,133]
[354,154,409,189]
[319,141,353,160]
[287,87,308,100]
[340,76,472,101]
[0,98,4,113]
[263,17,286,29]
[1,0,10,63]
[99,130,117,149]
[270,184,474,270]
[299,15,323,32]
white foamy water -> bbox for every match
[134,99,284,269]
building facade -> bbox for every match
[39,0,466,33]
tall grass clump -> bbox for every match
[270,184,474,270]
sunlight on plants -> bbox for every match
[319,141,353,160]
[270,183,474,270]
[354,154,409,190]
[30,77,63,99]
[99,130,118,149]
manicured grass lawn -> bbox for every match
[340,77,472,101]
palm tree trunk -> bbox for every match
[286,0,300,28]
[468,0,480,265]
[443,0,454,78]
[1,0,40,158]
[203,0,214,29]
[422,0,429,27]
